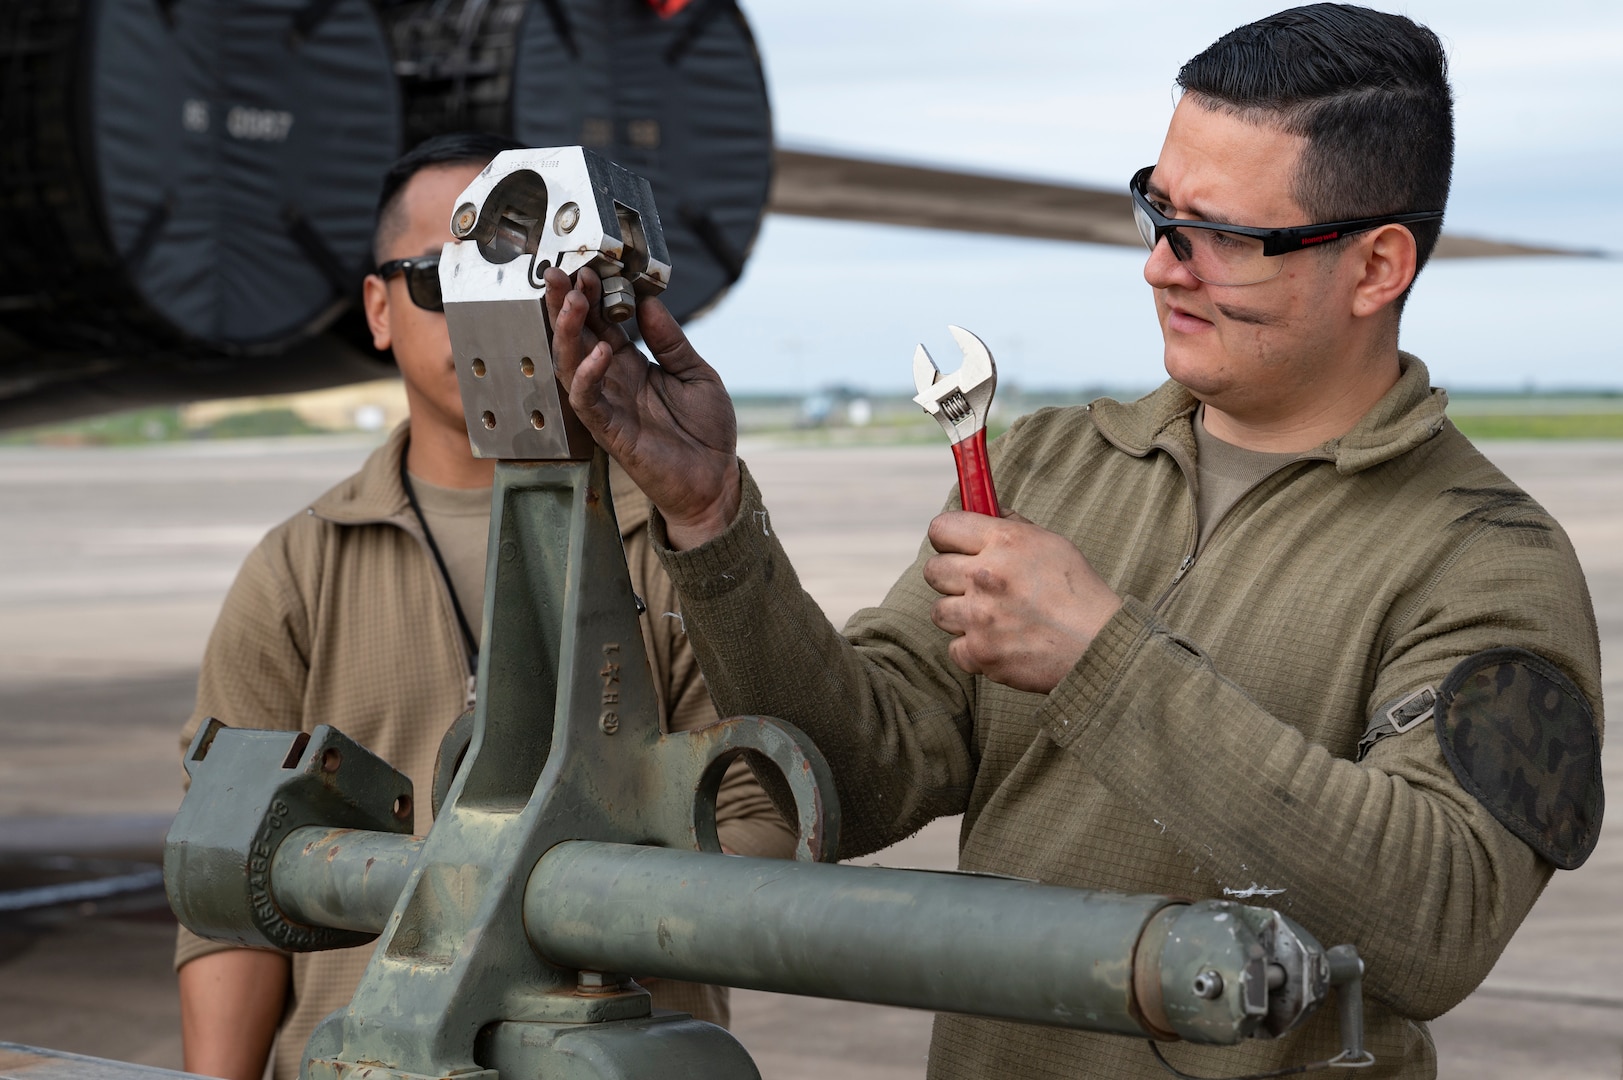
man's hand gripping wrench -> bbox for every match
[913,325,1000,516]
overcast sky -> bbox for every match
[684,1,1623,395]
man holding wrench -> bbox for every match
[544,6,1603,1078]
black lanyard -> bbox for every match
[399,451,480,676]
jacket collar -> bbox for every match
[1091,352,1447,476]
[310,419,415,526]
[308,418,652,535]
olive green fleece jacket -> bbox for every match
[174,421,794,1080]
[654,357,1604,1079]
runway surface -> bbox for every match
[1,433,1618,1078]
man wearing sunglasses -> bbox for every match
[172,132,795,1080]
[541,4,1602,1079]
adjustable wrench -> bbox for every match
[913,325,1001,516]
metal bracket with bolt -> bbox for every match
[142,149,1378,1080]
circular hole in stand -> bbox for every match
[392,794,413,821]
[321,748,342,773]
[471,358,486,378]
[530,410,546,430]
[481,411,496,430]
[521,356,535,377]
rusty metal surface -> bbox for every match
[1147,900,1329,1044]
[525,842,1352,1048]
[527,840,1173,1038]
[162,723,412,952]
[271,827,423,935]
[286,450,836,1080]
[477,1017,761,1080]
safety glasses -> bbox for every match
[375,255,444,312]
[1129,166,1444,286]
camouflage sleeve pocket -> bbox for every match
[1434,647,1604,871]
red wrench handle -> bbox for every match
[950,429,1000,516]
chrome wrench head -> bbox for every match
[912,325,997,445]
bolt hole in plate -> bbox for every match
[473,170,548,266]
[472,357,486,377]
[280,730,312,769]
[392,794,412,821]
[321,747,343,773]
[482,410,496,430]
[520,356,534,377]
[530,410,545,430]
[692,737,839,862]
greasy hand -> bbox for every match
[923,512,1123,694]
[543,266,740,548]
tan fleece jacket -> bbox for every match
[654,357,1604,1079]
[175,421,794,1080]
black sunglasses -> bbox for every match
[376,255,443,312]
[1130,165,1443,266]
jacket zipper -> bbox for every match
[1148,446,1328,613]
[1150,434,1201,612]
[1151,552,1197,612]
[312,506,477,700]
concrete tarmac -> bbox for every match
[0,434,1618,1078]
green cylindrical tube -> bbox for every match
[526,840,1177,1036]
[271,826,422,934]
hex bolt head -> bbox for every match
[554,201,581,234]
[1192,970,1224,1000]
[600,275,635,322]
[451,203,478,238]
[577,970,626,994]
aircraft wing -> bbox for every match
[770,149,1595,259]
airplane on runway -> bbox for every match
[0,0,1594,433]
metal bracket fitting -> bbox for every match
[164,721,413,952]
[440,146,671,461]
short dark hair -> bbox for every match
[373,131,525,264]
[1176,4,1453,305]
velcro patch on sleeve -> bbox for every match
[1435,648,1603,870]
